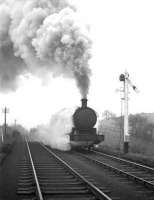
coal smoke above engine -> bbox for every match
[70,99,104,149]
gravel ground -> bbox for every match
[96,146,154,167]
[0,140,25,200]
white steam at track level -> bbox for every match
[0,0,92,97]
[31,108,75,151]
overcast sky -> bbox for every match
[0,0,154,128]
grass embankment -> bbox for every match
[0,143,14,164]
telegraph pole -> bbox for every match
[14,119,17,128]
[1,127,3,143]
[2,107,9,141]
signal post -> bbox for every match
[119,71,138,153]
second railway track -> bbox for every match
[47,148,154,200]
[85,149,154,189]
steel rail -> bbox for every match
[78,152,154,190]
[41,144,113,200]
[26,140,44,200]
[91,149,154,173]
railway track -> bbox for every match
[16,141,113,200]
[43,147,154,200]
[76,149,154,191]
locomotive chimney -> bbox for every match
[81,98,87,108]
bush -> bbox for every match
[1,144,12,153]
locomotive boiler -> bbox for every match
[70,98,104,148]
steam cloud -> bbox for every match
[30,108,75,151]
[0,0,92,97]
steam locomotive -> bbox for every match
[70,99,104,148]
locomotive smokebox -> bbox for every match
[70,98,104,148]
[73,98,97,129]
[81,98,87,108]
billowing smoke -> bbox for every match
[30,108,75,151]
[0,0,92,97]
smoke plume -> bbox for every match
[0,0,92,97]
[31,108,75,151]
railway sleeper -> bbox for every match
[34,163,62,167]
[18,175,34,180]
[34,164,64,167]
[18,181,35,187]
[45,194,97,200]
[34,168,67,171]
[40,182,85,186]
[38,179,83,184]
[37,170,71,176]
[18,178,34,183]
[16,186,35,195]
[17,166,32,170]
[41,185,87,190]
[42,189,90,194]
[19,172,33,177]
[37,176,75,180]
[36,174,72,178]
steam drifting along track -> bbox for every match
[16,140,112,200]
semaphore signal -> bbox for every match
[119,71,138,153]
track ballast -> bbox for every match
[16,140,112,200]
